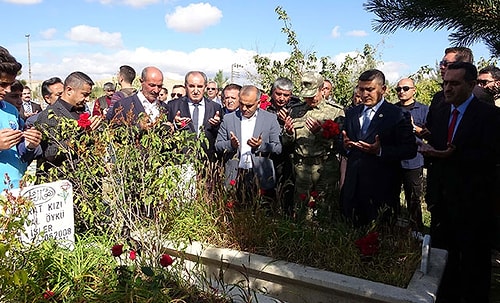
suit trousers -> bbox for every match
[400,167,424,231]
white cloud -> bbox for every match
[23,46,411,90]
[123,0,159,7]
[332,51,359,64]
[86,0,159,7]
[2,0,42,4]
[66,25,123,49]
[165,3,222,33]
[330,26,340,38]
[26,47,261,85]
[40,28,57,39]
[378,61,410,83]
[346,30,368,37]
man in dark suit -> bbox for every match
[420,62,500,303]
[20,86,42,121]
[216,85,281,203]
[36,71,102,170]
[341,69,417,226]
[166,71,222,161]
[107,66,167,128]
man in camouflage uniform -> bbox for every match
[283,72,344,219]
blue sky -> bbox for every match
[1,0,492,85]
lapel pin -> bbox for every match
[378,114,383,118]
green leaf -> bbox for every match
[141,266,154,277]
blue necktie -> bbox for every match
[361,108,372,135]
[193,103,199,136]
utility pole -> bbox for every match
[230,63,243,83]
[25,34,32,88]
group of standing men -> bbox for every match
[1,43,500,303]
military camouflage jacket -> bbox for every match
[285,99,344,158]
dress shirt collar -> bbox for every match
[452,94,474,114]
[364,98,385,113]
[188,99,204,107]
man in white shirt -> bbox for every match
[106,66,167,128]
[216,85,282,205]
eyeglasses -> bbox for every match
[439,60,456,68]
[477,79,495,86]
[395,86,414,92]
[207,88,217,91]
[171,93,183,98]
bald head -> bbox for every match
[140,66,164,102]
[396,78,416,105]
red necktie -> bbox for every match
[447,109,459,144]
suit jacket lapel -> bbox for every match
[132,96,145,114]
[235,111,243,143]
[452,97,477,145]
[203,98,212,126]
[253,111,263,138]
[350,105,363,140]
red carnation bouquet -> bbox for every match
[321,119,340,139]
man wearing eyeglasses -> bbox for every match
[169,84,186,100]
[394,78,428,232]
[430,47,492,108]
[206,80,221,105]
[477,65,500,107]
[419,61,500,303]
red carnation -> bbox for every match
[354,232,380,257]
[111,244,123,257]
[310,190,319,198]
[226,201,234,209]
[43,290,55,300]
[160,254,174,267]
[307,200,316,208]
[259,94,272,110]
[129,250,136,260]
[77,112,92,129]
[321,119,340,139]
[299,193,307,201]
[229,179,236,186]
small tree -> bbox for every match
[252,6,382,107]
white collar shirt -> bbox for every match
[239,110,258,169]
[138,91,161,122]
[188,99,205,136]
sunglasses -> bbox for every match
[207,88,217,91]
[171,93,183,98]
[439,60,456,68]
[477,79,495,86]
[395,86,414,92]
